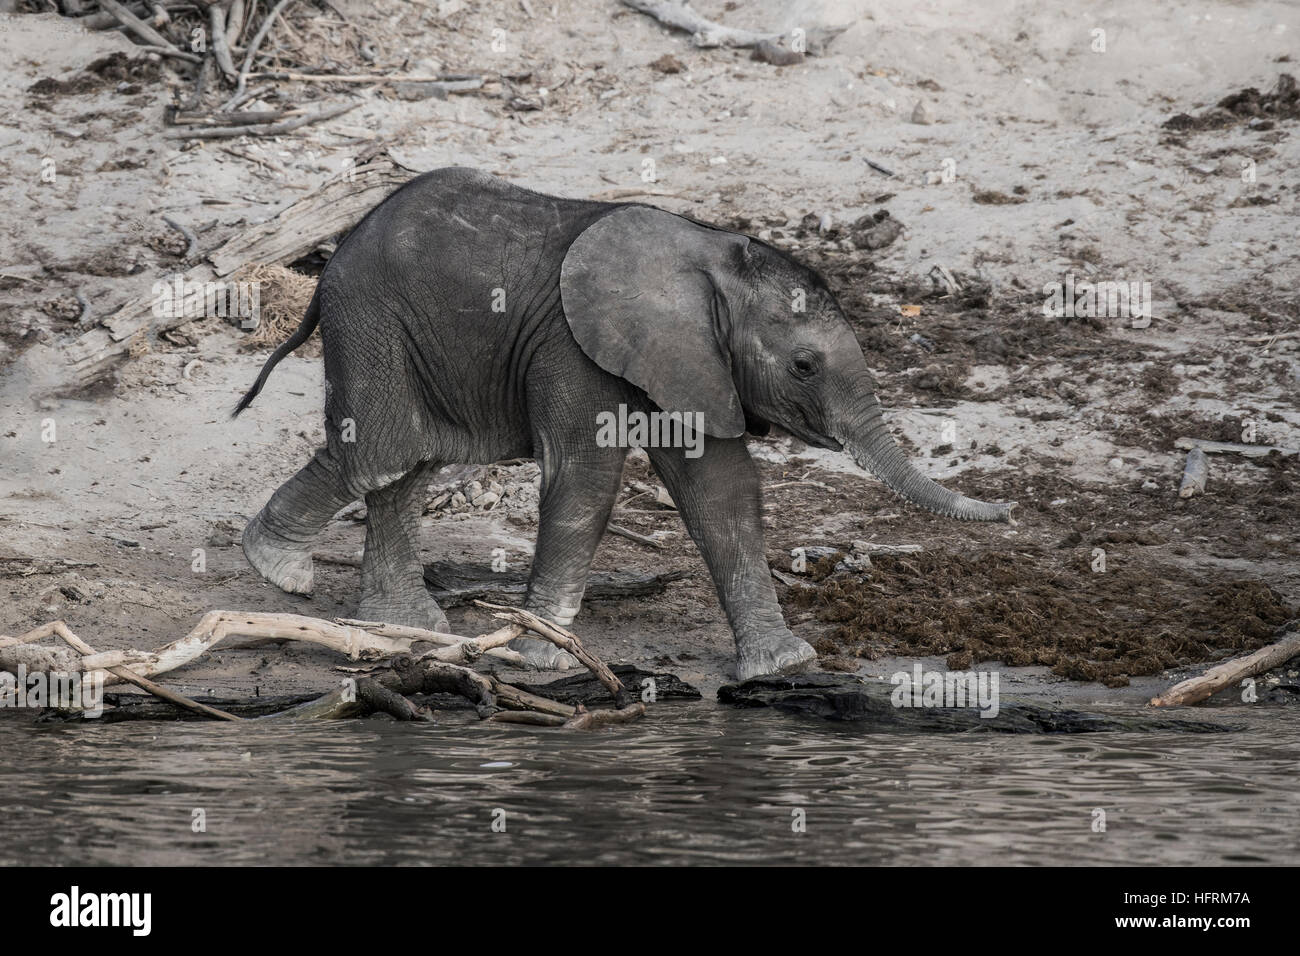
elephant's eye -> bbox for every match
[790,354,817,378]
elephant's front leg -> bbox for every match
[647,438,816,681]
[515,443,626,669]
[358,465,449,631]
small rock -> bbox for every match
[1108,457,1125,470]
[649,53,685,74]
[911,101,933,124]
[751,38,805,67]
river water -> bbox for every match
[1,703,1296,866]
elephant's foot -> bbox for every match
[735,630,817,681]
[357,591,449,632]
[243,513,314,595]
[508,636,581,671]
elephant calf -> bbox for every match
[235,167,1014,680]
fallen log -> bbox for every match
[563,702,646,730]
[514,664,700,707]
[58,157,411,389]
[421,560,686,607]
[1149,631,1300,708]
[1174,437,1299,459]
[720,673,1233,733]
[66,693,321,723]
[206,156,412,276]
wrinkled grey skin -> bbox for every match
[235,167,1014,680]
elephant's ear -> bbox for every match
[560,206,746,439]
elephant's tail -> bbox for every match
[232,290,321,417]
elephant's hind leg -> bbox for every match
[243,446,354,595]
[357,464,449,632]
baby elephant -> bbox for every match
[235,167,1014,680]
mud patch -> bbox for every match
[27,53,163,97]
[1163,73,1299,132]
[789,551,1296,687]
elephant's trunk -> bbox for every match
[833,384,1015,523]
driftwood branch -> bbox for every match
[562,702,647,730]
[3,608,644,728]
[162,101,359,140]
[96,0,184,55]
[210,4,238,81]
[222,0,297,109]
[2,619,243,721]
[620,0,779,48]
[1175,437,1299,459]
[1149,631,1300,707]
[474,601,629,707]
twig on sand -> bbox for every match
[248,71,486,89]
[74,288,93,326]
[161,215,199,260]
[210,4,238,81]
[607,523,664,549]
[589,186,690,201]
[95,0,185,57]
[1150,631,1300,707]
[863,157,896,178]
[163,102,360,140]
[221,0,297,110]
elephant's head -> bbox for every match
[560,205,1015,522]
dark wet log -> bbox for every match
[356,677,430,721]
[486,676,576,718]
[266,687,369,720]
[38,693,320,723]
[422,561,686,607]
[514,664,700,708]
[562,702,646,730]
[488,710,568,727]
[719,674,1233,734]
[379,655,498,718]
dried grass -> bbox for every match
[233,263,320,356]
